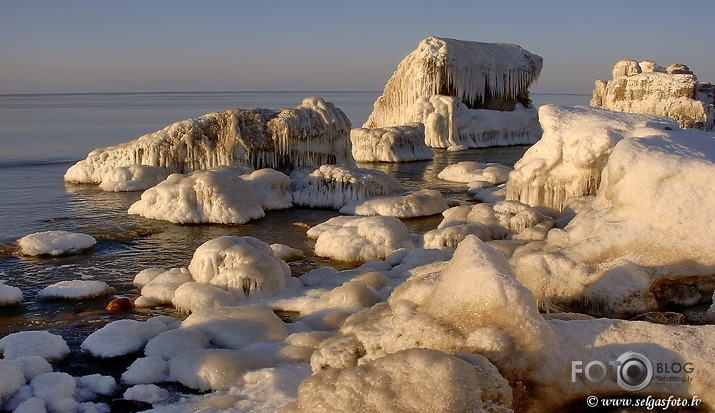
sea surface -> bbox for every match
[0,91,590,359]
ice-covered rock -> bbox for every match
[241,168,293,210]
[506,105,678,211]
[307,216,416,262]
[350,123,433,162]
[168,349,273,391]
[18,230,96,257]
[30,372,77,413]
[270,243,305,261]
[81,319,168,358]
[139,268,193,305]
[0,331,70,362]
[64,97,354,184]
[123,384,171,405]
[98,165,169,192]
[188,236,290,297]
[591,59,715,130]
[37,280,111,300]
[127,167,266,224]
[438,161,512,185]
[288,349,512,413]
[171,282,239,313]
[0,359,25,402]
[144,328,210,360]
[511,119,715,317]
[365,37,542,148]
[339,189,448,218]
[121,356,169,385]
[291,164,404,209]
[0,281,23,306]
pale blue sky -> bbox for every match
[1,0,713,94]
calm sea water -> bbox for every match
[0,91,589,346]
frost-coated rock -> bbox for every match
[0,331,70,362]
[0,281,23,306]
[339,189,448,218]
[37,280,111,300]
[81,319,168,358]
[350,123,433,162]
[98,165,169,192]
[18,231,96,257]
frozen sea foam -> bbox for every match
[18,231,96,257]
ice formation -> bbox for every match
[139,268,194,306]
[307,216,417,262]
[18,230,96,257]
[64,97,354,184]
[127,167,266,224]
[0,281,23,305]
[37,280,111,300]
[438,161,512,185]
[506,105,679,211]
[98,164,169,192]
[291,164,404,209]
[81,319,168,358]
[509,110,715,316]
[364,37,542,149]
[591,59,715,130]
[350,123,433,162]
[339,189,448,218]
[0,331,70,362]
[241,168,294,210]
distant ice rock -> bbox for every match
[98,165,169,192]
[18,230,96,257]
[0,281,23,306]
[0,331,70,362]
[37,280,111,300]
[591,59,715,130]
[506,105,678,211]
[127,167,273,224]
[291,164,404,209]
[339,189,448,218]
[64,97,354,184]
[350,123,433,162]
[307,216,417,262]
[364,37,542,148]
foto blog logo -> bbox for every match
[572,352,654,391]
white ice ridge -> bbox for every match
[350,123,433,162]
[364,37,542,149]
[591,59,715,130]
[64,97,355,184]
[506,105,679,211]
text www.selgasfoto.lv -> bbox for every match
[586,395,702,410]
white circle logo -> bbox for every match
[616,352,653,391]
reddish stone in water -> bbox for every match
[106,297,135,311]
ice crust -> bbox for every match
[591,59,715,130]
[64,97,354,184]
[350,123,433,162]
[18,231,96,257]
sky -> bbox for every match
[1,0,713,95]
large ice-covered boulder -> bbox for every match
[364,37,542,149]
[591,59,715,130]
[350,123,433,162]
[506,105,678,211]
[65,97,354,184]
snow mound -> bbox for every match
[121,356,168,385]
[0,281,23,306]
[339,189,448,218]
[350,123,433,162]
[307,216,416,262]
[188,236,290,297]
[123,384,170,405]
[241,168,293,210]
[506,105,679,211]
[81,319,168,358]
[289,349,512,413]
[64,97,354,184]
[591,59,714,130]
[0,331,70,362]
[292,164,404,209]
[171,282,239,314]
[181,306,288,350]
[168,349,272,391]
[139,268,193,305]
[30,372,77,413]
[98,165,169,192]
[365,37,542,148]
[37,280,111,300]
[144,328,210,360]
[128,167,265,224]
[18,231,96,257]
[438,161,512,185]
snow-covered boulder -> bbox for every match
[138,268,193,306]
[350,123,433,162]
[364,37,542,149]
[65,97,354,184]
[18,231,96,257]
[291,165,404,209]
[0,281,22,306]
[307,216,416,262]
[98,165,169,192]
[168,349,273,391]
[591,59,715,130]
[81,319,168,358]
[339,189,448,218]
[506,105,678,211]
[438,161,512,185]
[127,167,266,224]
[37,280,111,300]
[241,168,293,210]
[0,331,70,362]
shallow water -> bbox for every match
[0,91,588,346]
